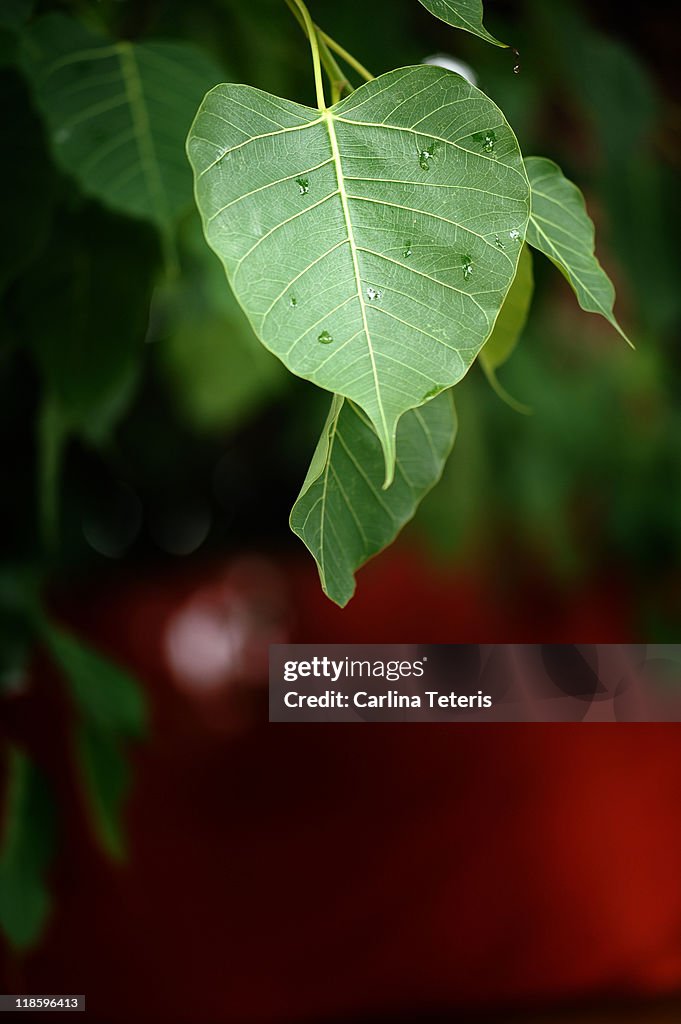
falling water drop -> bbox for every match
[296,177,309,195]
[366,287,382,302]
[512,48,521,74]
[318,330,334,344]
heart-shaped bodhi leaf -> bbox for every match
[417,0,506,47]
[187,64,530,483]
[290,391,456,607]
[479,243,534,411]
[23,14,222,232]
[525,157,632,345]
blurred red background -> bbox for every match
[3,544,681,1022]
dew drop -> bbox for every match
[366,286,382,302]
[296,177,309,195]
[462,256,473,281]
[289,296,298,307]
[419,141,436,170]
[318,330,334,344]
[494,234,505,249]
[509,229,521,242]
[482,131,496,154]
[404,242,413,258]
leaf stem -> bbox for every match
[318,30,374,83]
[285,0,327,110]
[317,34,351,101]
[285,1,369,103]
[479,361,532,415]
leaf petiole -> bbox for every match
[318,30,374,84]
[285,0,328,109]
[285,0,374,104]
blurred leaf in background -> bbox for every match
[22,13,224,266]
[158,216,287,435]
[44,625,146,738]
[0,747,56,949]
[17,203,161,441]
[43,624,147,859]
[74,722,132,862]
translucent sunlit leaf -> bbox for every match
[187,65,530,482]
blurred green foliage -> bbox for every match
[0,747,56,949]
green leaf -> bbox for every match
[481,243,533,372]
[75,721,130,861]
[43,624,147,739]
[479,243,533,412]
[23,14,223,231]
[18,203,160,436]
[0,747,56,949]
[525,156,631,345]
[417,0,506,47]
[290,390,456,607]
[187,65,530,483]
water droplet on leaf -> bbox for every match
[482,131,496,154]
[318,330,334,344]
[404,242,413,258]
[494,234,505,249]
[289,297,298,307]
[509,229,521,242]
[366,287,382,302]
[419,142,436,170]
[296,177,309,195]
[461,256,473,280]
